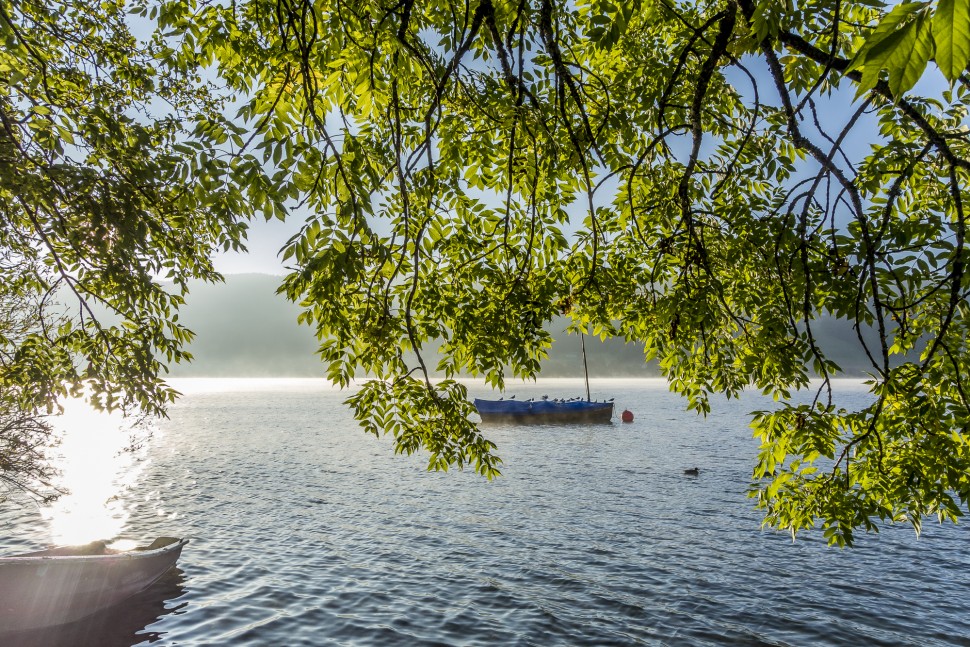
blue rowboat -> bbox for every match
[474,398,614,424]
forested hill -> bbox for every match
[167,274,876,378]
[166,274,322,377]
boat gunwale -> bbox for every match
[0,538,188,565]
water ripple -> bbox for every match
[2,379,969,645]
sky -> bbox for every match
[213,214,298,275]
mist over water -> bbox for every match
[164,274,881,380]
[2,378,968,646]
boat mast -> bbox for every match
[581,331,591,402]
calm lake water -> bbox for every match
[1,378,968,646]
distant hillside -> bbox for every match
[167,274,876,378]
[167,274,322,377]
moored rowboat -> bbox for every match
[474,398,614,424]
[0,536,187,633]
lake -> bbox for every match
[1,378,968,646]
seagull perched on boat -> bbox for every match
[684,467,699,476]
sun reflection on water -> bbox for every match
[41,401,153,546]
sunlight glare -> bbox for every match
[41,401,152,546]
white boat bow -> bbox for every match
[0,536,187,633]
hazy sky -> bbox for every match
[214,215,297,275]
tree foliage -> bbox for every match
[4,0,970,545]
[167,0,970,545]
[0,280,58,501]
[0,0,276,500]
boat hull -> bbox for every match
[474,399,614,424]
[0,537,187,633]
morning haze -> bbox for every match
[168,274,877,379]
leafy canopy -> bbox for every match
[4,0,970,546]
[0,0,279,500]
[170,0,970,546]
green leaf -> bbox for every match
[849,1,928,72]
[932,0,970,82]
[887,14,933,97]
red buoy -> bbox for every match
[621,409,634,423]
